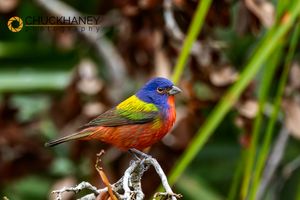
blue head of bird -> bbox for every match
[136,77,181,108]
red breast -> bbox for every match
[84,96,177,150]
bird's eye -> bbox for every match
[157,87,164,94]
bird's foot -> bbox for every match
[128,148,152,161]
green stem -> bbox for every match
[171,0,212,84]
[241,44,283,199]
[227,149,246,200]
[249,20,300,200]
[167,1,300,187]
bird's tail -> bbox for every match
[45,130,93,147]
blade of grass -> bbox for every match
[167,0,300,187]
[249,20,300,200]
[241,43,284,199]
[276,0,289,22]
[227,149,246,200]
[171,0,212,84]
[297,179,300,200]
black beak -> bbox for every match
[168,85,182,95]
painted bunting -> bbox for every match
[45,77,181,150]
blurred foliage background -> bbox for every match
[1,0,300,199]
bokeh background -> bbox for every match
[1,0,300,199]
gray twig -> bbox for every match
[50,154,181,200]
[163,0,223,66]
[51,181,102,200]
[282,155,300,179]
[163,0,185,41]
[147,158,174,196]
[256,127,289,200]
[35,0,127,102]
[122,160,140,199]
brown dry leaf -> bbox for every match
[153,30,172,78]
[83,102,105,118]
[122,5,139,16]
[154,49,171,78]
[239,134,251,149]
[236,100,258,119]
[289,62,300,89]
[0,0,19,13]
[210,66,238,87]
[245,0,275,27]
[77,58,103,95]
[235,116,245,128]
[56,31,76,50]
[283,100,300,139]
[235,1,260,35]
[96,192,110,200]
[95,151,117,200]
[138,0,160,9]
[173,0,185,8]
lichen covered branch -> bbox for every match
[50,150,181,200]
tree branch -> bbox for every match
[51,181,103,200]
[50,151,181,200]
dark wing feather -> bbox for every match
[78,107,158,130]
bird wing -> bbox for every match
[78,95,159,130]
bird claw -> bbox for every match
[128,148,152,160]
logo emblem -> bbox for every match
[7,16,23,32]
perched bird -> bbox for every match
[45,77,181,150]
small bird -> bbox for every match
[45,77,181,150]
